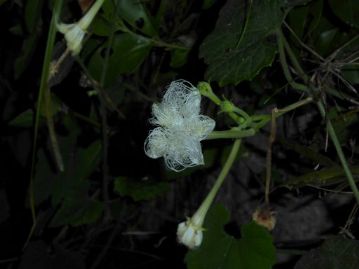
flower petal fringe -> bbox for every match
[144,80,215,171]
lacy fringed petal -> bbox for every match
[144,127,169,159]
[144,80,215,171]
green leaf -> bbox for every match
[48,136,103,227]
[199,0,283,86]
[170,48,190,68]
[329,0,359,28]
[33,150,56,205]
[282,0,313,9]
[24,0,44,32]
[88,33,152,86]
[33,114,101,210]
[287,0,323,44]
[91,11,125,36]
[8,109,34,127]
[114,177,170,201]
[14,0,44,78]
[342,66,359,84]
[330,109,358,144]
[0,0,8,7]
[117,0,156,36]
[202,0,216,10]
[19,241,85,269]
[50,198,103,227]
[306,1,354,57]
[91,15,116,36]
[51,139,101,205]
[14,33,40,78]
[294,237,359,269]
[185,204,276,269]
[72,140,102,182]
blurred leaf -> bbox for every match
[170,48,190,68]
[329,0,359,28]
[32,114,101,222]
[25,0,44,32]
[294,237,359,269]
[14,35,40,78]
[9,23,23,36]
[14,0,44,78]
[330,109,358,143]
[342,66,359,84]
[88,33,152,86]
[91,15,113,36]
[9,95,61,127]
[286,166,359,187]
[52,139,101,205]
[200,0,283,86]
[49,137,103,227]
[33,150,56,205]
[117,0,156,36]
[306,3,354,57]
[0,0,7,7]
[8,109,33,127]
[19,241,85,269]
[50,198,103,227]
[335,38,359,84]
[202,0,216,9]
[72,140,102,181]
[114,177,170,201]
[286,0,323,40]
[91,14,124,36]
[185,204,276,269]
[0,190,9,223]
[286,4,310,39]
[282,0,313,8]
[279,138,337,167]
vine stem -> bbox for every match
[265,108,277,204]
[194,139,241,225]
[277,29,359,204]
[25,0,64,250]
[97,1,120,222]
[207,129,255,140]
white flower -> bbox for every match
[177,217,204,249]
[56,0,104,55]
[144,80,215,172]
[57,23,85,55]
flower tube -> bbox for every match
[56,0,105,55]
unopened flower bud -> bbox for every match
[177,217,204,249]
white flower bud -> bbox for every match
[177,218,204,249]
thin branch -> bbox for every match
[265,108,277,204]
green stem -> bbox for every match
[194,139,241,225]
[78,0,105,30]
[274,97,313,117]
[207,129,255,140]
[117,23,187,50]
[277,30,308,93]
[277,28,359,204]
[250,97,313,130]
[26,0,63,250]
[317,102,359,203]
